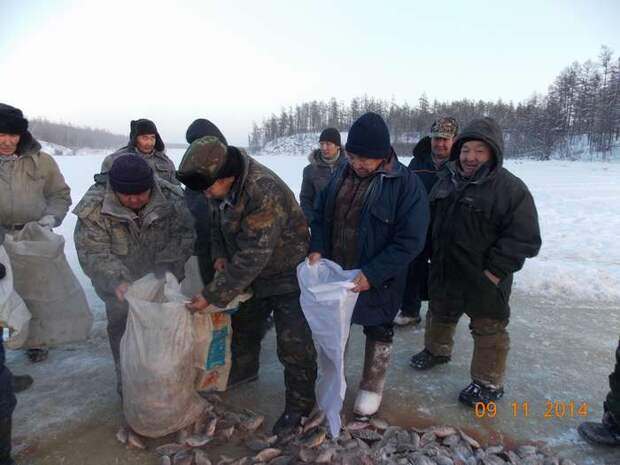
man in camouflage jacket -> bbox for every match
[101,118,179,184]
[178,136,317,435]
[74,155,194,393]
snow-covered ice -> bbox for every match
[9,150,620,465]
[55,153,620,308]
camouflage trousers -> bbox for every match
[605,339,620,419]
[230,291,317,414]
[425,300,510,387]
[101,295,129,395]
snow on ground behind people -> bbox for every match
[55,152,620,324]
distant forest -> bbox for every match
[29,118,126,150]
[249,46,620,160]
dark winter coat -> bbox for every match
[184,188,214,284]
[310,152,430,326]
[408,136,438,193]
[204,150,310,307]
[402,136,440,306]
[184,188,211,257]
[299,149,347,222]
[428,118,541,319]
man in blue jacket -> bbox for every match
[308,112,429,416]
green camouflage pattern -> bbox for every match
[203,150,309,307]
[101,147,179,185]
[230,292,317,414]
[177,136,228,188]
[72,178,195,294]
[430,116,458,139]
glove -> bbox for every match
[37,215,56,229]
[0,263,5,280]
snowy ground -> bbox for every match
[8,152,620,464]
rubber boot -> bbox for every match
[353,339,392,417]
[272,410,305,436]
[578,408,620,446]
[0,416,14,465]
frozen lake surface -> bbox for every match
[9,152,620,464]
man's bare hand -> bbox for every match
[186,294,209,313]
[351,272,371,293]
[213,258,228,272]
[308,252,322,265]
[115,282,130,303]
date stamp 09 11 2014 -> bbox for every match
[473,400,590,419]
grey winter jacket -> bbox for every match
[299,149,346,222]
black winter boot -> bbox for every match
[578,411,620,446]
[410,349,450,370]
[272,410,304,436]
[458,381,504,406]
[0,416,15,465]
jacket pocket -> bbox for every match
[370,204,394,225]
[109,225,130,256]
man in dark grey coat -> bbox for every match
[395,117,458,326]
[183,119,229,285]
[411,117,541,406]
[299,128,346,223]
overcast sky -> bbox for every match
[1,0,619,145]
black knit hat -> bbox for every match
[345,112,391,159]
[109,154,154,194]
[0,103,28,136]
[186,118,228,145]
[319,127,341,146]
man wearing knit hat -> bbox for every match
[395,116,459,327]
[0,103,72,365]
[73,154,195,394]
[299,127,347,222]
[177,137,317,435]
[308,112,429,416]
[101,118,179,184]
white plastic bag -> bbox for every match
[0,245,31,349]
[3,222,92,347]
[121,273,206,438]
[297,259,360,438]
[181,256,204,298]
